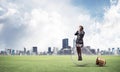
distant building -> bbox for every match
[0,51,6,55]
[26,50,30,55]
[48,47,52,54]
[58,48,71,55]
[16,50,19,55]
[11,49,15,55]
[53,47,59,55]
[6,49,12,55]
[62,38,69,49]
[117,48,120,54]
[58,38,71,55]
[81,46,93,55]
[32,46,38,55]
[108,48,111,55]
[97,48,100,54]
[24,47,26,54]
[112,48,115,54]
[90,49,96,54]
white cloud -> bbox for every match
[0,0,120,52]
[15,0,92,51]
[0,7,3,11]
[99,0,120,49]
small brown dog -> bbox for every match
[96,57,106,66]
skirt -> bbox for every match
[76,44,83,47]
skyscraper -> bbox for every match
[24,47,26,54]
[112,48,115,55]
[108,48,111,55]
[11,49,15,55]
[112,48,115,53]
[117,48,120,54]
[48,47,51,54]
[53,47,58,55]
[33,46,38,55]
[97,48,100,54]
[62,38,69,48]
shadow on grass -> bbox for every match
[75,64,89,67]
[72,64,108,67]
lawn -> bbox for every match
[0,55,120,72]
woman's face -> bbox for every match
[79,26,82,31]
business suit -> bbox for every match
[75,30,85,61]
[75,31,85,45]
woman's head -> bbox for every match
[79,25,84,31]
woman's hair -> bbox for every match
[79,25,84,31]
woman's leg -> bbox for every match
[76,46,82,61]
[76,44,83,61]
[76,47,80,59]
[79,47,82,60]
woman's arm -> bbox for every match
[75,31,78,35]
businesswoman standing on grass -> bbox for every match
[75,25,85,61]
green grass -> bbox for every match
[0,55,120,72]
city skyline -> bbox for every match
[0,37,120,54]
[0,0,120,51]
[0,42,120,55]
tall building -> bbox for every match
[48,47,52,54]
[6,49,11,55]
[97,48,100,54]
[112,48,115,54]
[108,48,111,55]
[24,47,26,54]
[11,49,15,55]
[53,47,58,55]
[62,38,69,48]
[32,46,38,55]
[117,48,120,54]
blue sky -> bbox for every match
[72,0,111,21]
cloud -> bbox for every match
[99,0,120,49]
[84,0,120,50]
[0,0,120,51]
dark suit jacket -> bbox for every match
[75,31,85,44]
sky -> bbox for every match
[0,0,120,52]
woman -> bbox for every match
[74,25,85,61]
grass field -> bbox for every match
[0,55,120,72]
